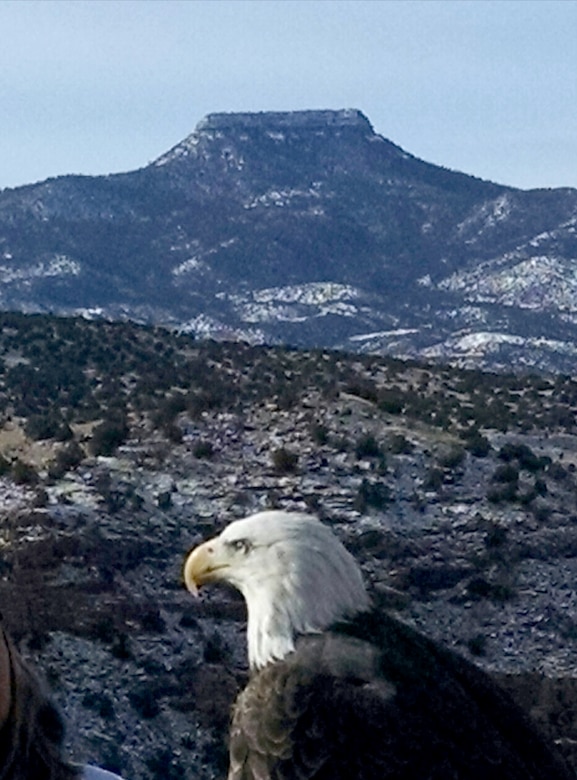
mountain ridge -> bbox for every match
[1,108,577,372]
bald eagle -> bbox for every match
[184,511,572,779]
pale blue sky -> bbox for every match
[2,0,577,190]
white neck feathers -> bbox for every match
[232,513,370,670]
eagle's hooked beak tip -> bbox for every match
[183,540,217,597]
[183,550,201,597]
[184,575,200,598]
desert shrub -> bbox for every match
[276,388,299,411]
[490,583,515,602]
[25,413,72,442]
[491,464,519,484]
[193,440,214,459]
[130,492,145,510]
[271,447,299,474]
[498,443,543,472]
[487,482,518,504]
[438,446,466,470]
[151,393,187,430]
[377,389,404,414]
[59,440,84,468]
[11,459,39,485]
[310,423,329,446]
[423,467,444,491]
[463,431,491,457]
[345,379,379,404]
[111,633,132,660]
[354,479,391,513]
[389,433,413,455]
[90,412,129,456]
[163,422,183,444]
[186,391,211,419]
[128,685,160,719]
[534,477,548,496]
[304,494,322,514]
[484,524,508,548]
[48,441,85,478]
[354,433,382,459]
[0,455,11,477]
[156,490,172,509]
[466,577,514,602]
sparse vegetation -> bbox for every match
[0,312,575,475]
[492,464,520,485]
[192,440,214,459]
[48,441,85,479]
[310,423,329,445]
[128,685,160,719]
[354,433,383,460]
[354,478,391,513]
[438,445,466,470]
[1,313,577,777]
[389,433,413,455]
[271,447,299,474]
[11,459,39,485]
[90,413,129,456]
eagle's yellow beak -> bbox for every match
[183,538,225,596]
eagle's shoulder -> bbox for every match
[229,610,574,780]
[228,625,399,780]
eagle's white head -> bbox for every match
[183,510,370,670]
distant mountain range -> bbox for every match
[2,108,577,373]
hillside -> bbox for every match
[2,110,577,372]
[1,313,577,778]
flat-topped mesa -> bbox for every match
[153,109,380,170]
[196,109,374,133]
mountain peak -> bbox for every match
[3,108,577,374]
[153,108,377,169]
[196,108,373,132]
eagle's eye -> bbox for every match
[228,538,251,554]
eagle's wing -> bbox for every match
[228,626,572,780]
[228,637,340,780]
[228,632,409,780]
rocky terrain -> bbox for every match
[2,109,577,372]
[0,313,577,777]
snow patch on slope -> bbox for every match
[439,255,577,312]
[178,314,268,344]
[223,282,361,323]
[243,184,324,210]
[422,331,577,360]
[0,255,81,283]
[172,239,237,277]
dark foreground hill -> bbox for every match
[2,109,577,372]
[0,313,577,777]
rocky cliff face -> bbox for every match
[1,109,577,372]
